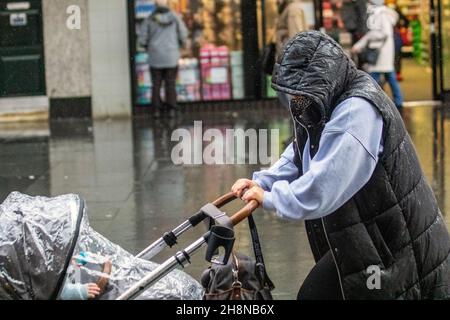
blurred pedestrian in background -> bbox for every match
[340,0,368,45]
[275,0,308,58]
[273,0,309,111]
[393,6,409,81]
[352,0,404,111]
[139,0,188,118]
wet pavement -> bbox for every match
[0,102,449,300]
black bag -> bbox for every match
[359,37,386,65]
[201,215,275,300]
[260,42,277,75]
[359,47,380,65]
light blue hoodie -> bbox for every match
[253,97,384,220]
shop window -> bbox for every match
[133,0,244,105]
[258,0,316,99]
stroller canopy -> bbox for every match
[0,192,203,300]
[0,192,83,300]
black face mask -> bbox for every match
[290,96,322,128]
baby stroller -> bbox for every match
[0,191,258,300]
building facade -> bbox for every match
[0,0,449,121]
[0,0,131,120]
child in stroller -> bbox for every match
[0,192,204,300]
[59,252,110,300]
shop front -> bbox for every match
[128,0,450,110]
[0,0,46,98]
[258,0,450,103]
[322,0,450,103]
[257,0,318,98]
[128,0,261,110]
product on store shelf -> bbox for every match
[210,47,221,100]
[230,50,244,99]
[200,45,213,101]
[177,58,201,102]
[135,0,155,19]
[135,53,152,104]
[218,46,231,100]
[202,45,231,101]
[137,87,151,105]
[411,19,422,61]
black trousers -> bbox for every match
[297,251,344,300]
[395,51,402,74]
[150,67,178,110]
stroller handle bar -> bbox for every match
[121,193,260,300]
[212,192,237,208]
[136,193,260,261]
[212,192,260,225]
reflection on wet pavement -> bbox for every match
[0,103,449,300]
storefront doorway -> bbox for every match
[129,0,261,109]
[0,0,46,97]
[128,0,448,108]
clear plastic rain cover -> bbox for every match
[0,192,204,300]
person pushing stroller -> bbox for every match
[232,31,450,300]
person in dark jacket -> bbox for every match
[139,0,188,117]
[340,0,368,44]
[232,30,450,300]
[393,6,409,81]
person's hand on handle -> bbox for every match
[231,179,258,198]
[85,283,101,299]
[242,186,264,205]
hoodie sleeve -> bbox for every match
[262,98,383,221]
[252,143,300,191]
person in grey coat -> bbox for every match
[139,0,188,117]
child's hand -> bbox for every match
[242,186,264,205]
[85,283,101,299]
[231,179,258,198]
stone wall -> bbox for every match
[42,0,91,98]
[88,0,132,118]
